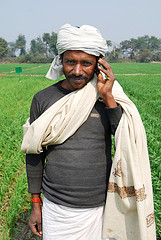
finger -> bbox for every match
[97,63,115,82]
[29,223,42,237]
[97,72,103,80]
[37,222,43,235]
[98,59,114,74]
[98,58,112,70]
[97,72,107,84]
[97,66,115,82]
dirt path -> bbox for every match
[1,73,161,78]
[115,73,161,75]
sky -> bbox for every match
[0,0,161,51]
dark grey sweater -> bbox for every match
[26,80,122,208]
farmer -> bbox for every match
[21,24,156,240]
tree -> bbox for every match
[120,39,137,59]
[106,40,112,48]
[49,32,58,56]
[148,36,161,51]
[7,42,16,57]
[0,37,8,59]
[105,40,112,57]
[15,34,26,56]
[139,48,151,62]
[42,33,51,57]
[135,36,161,62]
[152,51,161,61]
[30,37,46,56]
[108,47,122,62]
[36,37,46,55]
[30,39,38,56]
[120,35,161,62]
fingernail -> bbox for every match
[39,231,42,234]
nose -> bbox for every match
[73,64,83,76]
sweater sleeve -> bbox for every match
[105,104,123,135]
[26,151,46,193]
[26,95,46,194]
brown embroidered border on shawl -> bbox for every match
[112,160,122,177]
[108,182,147,201]
[146,211,155,228]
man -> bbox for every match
[22,24,155,240]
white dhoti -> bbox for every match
[42,197,116,240]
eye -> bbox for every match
[65,59,76,65]
[82,61,93,66]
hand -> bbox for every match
[97,58,117,108]
[28,204,42,237]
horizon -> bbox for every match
[1,0,161,51]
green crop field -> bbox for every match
[0,63,161,239]
[0,63,51,75]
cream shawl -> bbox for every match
[21,76,99,154]
[102,81,156,240]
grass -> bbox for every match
[0,63,50,74]
[111,62,161,74]
[0,75,53,239]
[0,62,161,239]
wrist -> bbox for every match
[102,94,117,108]
[31,193,40,198]
[31,193,42,207]
[31,197,41,202]
[32,202,41,211]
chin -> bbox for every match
[70,80,86,89]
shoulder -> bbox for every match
[31,80,65,117]
[34,82,59,100]
[34,81,65,104]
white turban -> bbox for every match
[46,24,108,80]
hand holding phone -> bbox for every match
[96,58,117,108]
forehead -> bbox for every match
[63,50,96,61]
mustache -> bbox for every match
[68,74,88,80]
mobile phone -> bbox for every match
[95,58,100,74]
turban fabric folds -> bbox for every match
[46,24,108,80]
[56,24,108,57]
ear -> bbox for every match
[60,54,64,64]
[95,66,100,75]
[94,56,100,74]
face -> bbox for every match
[61,50,97,91]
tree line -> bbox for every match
[0,32,161,63]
